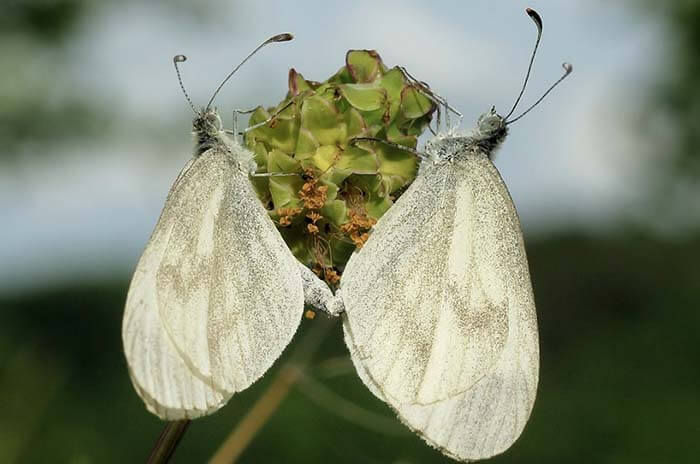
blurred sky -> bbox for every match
[0,0,667,294]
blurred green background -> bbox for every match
[2,1,699,463]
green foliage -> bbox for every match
[245,50,436,285]
[0,0,102,160]
[3,1,84,41]
[0,0,223,162]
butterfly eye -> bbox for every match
[204,112,222,132]
[478,115,496,132]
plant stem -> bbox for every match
[210,318,336,463]
[209,364,300,464]
[147,420,191,464]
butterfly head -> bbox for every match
[193,108,224,155]
[474,107,508,148]
[194,108,223,136]
[476,108,507,140]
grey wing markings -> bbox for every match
[123,182,230,419]
[342,161,511,405]
[344,302,536,460]
[155,146,305,396]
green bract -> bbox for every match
[245,50,435,285]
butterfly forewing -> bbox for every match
[341,154,521,405]
[123,157,228,420]
[154,143,305,395]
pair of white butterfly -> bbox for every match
[122,9,571,462]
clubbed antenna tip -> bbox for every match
[206,32,295,109]
[506,61,574,124]
[267,33,294,43]
[525,8,543,31]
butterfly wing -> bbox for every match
[341,152,537,405]
[156,143,305,395]
[123,159,229,419]
[344,308,536,461]
[123,142,304,415]
[341,152,537,458]
[341,153,537,458]
[123,214,229,419]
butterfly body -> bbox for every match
[424,108,508,165]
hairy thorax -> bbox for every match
[424,108,508,165]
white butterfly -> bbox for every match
[122,34,333,420]
[321,9,572,461]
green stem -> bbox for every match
[147,420,191,464]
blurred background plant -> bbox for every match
[1,1,699,463]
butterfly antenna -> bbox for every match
[206,33,294,110]
[504,8,543,120]
[506,62,573,124]
[173,55,197,114]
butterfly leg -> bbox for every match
[398,66,463,132]
[249,172,298,178]
[228,106,260,143]
[349,137,430,162]
[234,99,297,138]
